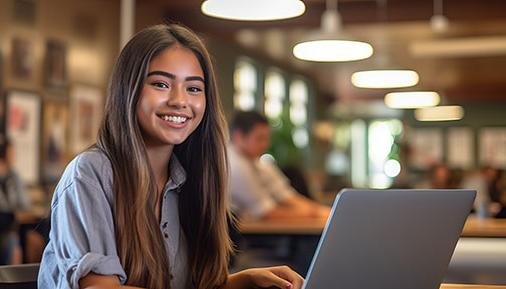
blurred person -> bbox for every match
[494,194,506,218]
[416,163,452,189]
[449,168,464,189]
[461,165,502,218]
[0,138,30,264]
[493,170,506,218]
[38,24,303,289]
[483,166,501,203]
[228,110,330,221]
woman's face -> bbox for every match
[137,46,206,148]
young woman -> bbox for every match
[38,24,303,289]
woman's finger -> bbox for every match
[264,271,294,289]
[268,266,304,289]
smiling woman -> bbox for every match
[36,23,303,289]
[136,46,206,147]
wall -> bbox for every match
[0,0,119,189]
[0,0,120,92]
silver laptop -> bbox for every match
[303,189,476,289]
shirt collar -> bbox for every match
[165,154,186,192]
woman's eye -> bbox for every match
[152,82,169,89]
[188,86,203,93]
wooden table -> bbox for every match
[462,217,506,237]
[240,216,506,238]
[441,285,506,289]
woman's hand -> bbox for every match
[227,266,304,289]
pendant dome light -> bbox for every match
[430,0,449,33]
[201,0,306,21]
[415,105,464,121]
[352,69,419,89]
[350,0,419,90]
[384,91,440,109]
[292,0,373,62]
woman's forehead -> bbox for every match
[148,46,204,77]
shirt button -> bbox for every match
[164,233,169,238]
[162,222,168,229]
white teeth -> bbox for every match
[161,115,187,123]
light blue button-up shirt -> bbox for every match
[38,149,189,289]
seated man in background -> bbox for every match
[228,110,330,221]
[0,138,30,264]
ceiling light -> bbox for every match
[415,105,464,121]
[352,70,419,88]
[201,0,305,21]
[293,40,373,62]
[430,14,449,33]
[292,0,373,62]
[430,0,449,33]
[384,91,440,109]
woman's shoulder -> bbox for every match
[54,148,114,200]
[66,148,112,178]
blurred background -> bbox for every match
[1,0,506,275]
[1,0,506,203]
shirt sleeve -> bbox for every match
[228,148,276,220]
[257,161,297,203]
[49,157,126,289]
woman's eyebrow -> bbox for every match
[185,76,205,83]
[147,71,204,83]
[147,70,175,79]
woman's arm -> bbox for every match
[79,273,144,289]
[224,266,304,289]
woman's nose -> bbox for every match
[168,87,188,108]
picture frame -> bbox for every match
[0,52,5,137]
[44,39,67,88]
[41,98,69,182]
[408,128,443,170]
[0,49,3,90]
[11,37,34,80]
[447,127,474,169]
[479,127,506,168]
[0,92,6,138]
[70,85,103,154]
[6,90,41,185]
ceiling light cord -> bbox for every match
[430,0,448,33]
[322,0,341,33]
[326,0,337,11]
[433,0,444,16]
[293,0,373,62]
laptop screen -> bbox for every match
[303,189,475,289]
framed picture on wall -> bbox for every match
[42,98,69,181]
[70,85,102,154]
[408,128,443,170]
[44,39,67,88]
[11,37,35,80]
[0,92,6,137]
[447,127,474,169]
[479,127,506,168]
[6,90,41,185]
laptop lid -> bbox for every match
[303,189,476,289]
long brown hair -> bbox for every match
[96,23,231,289]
